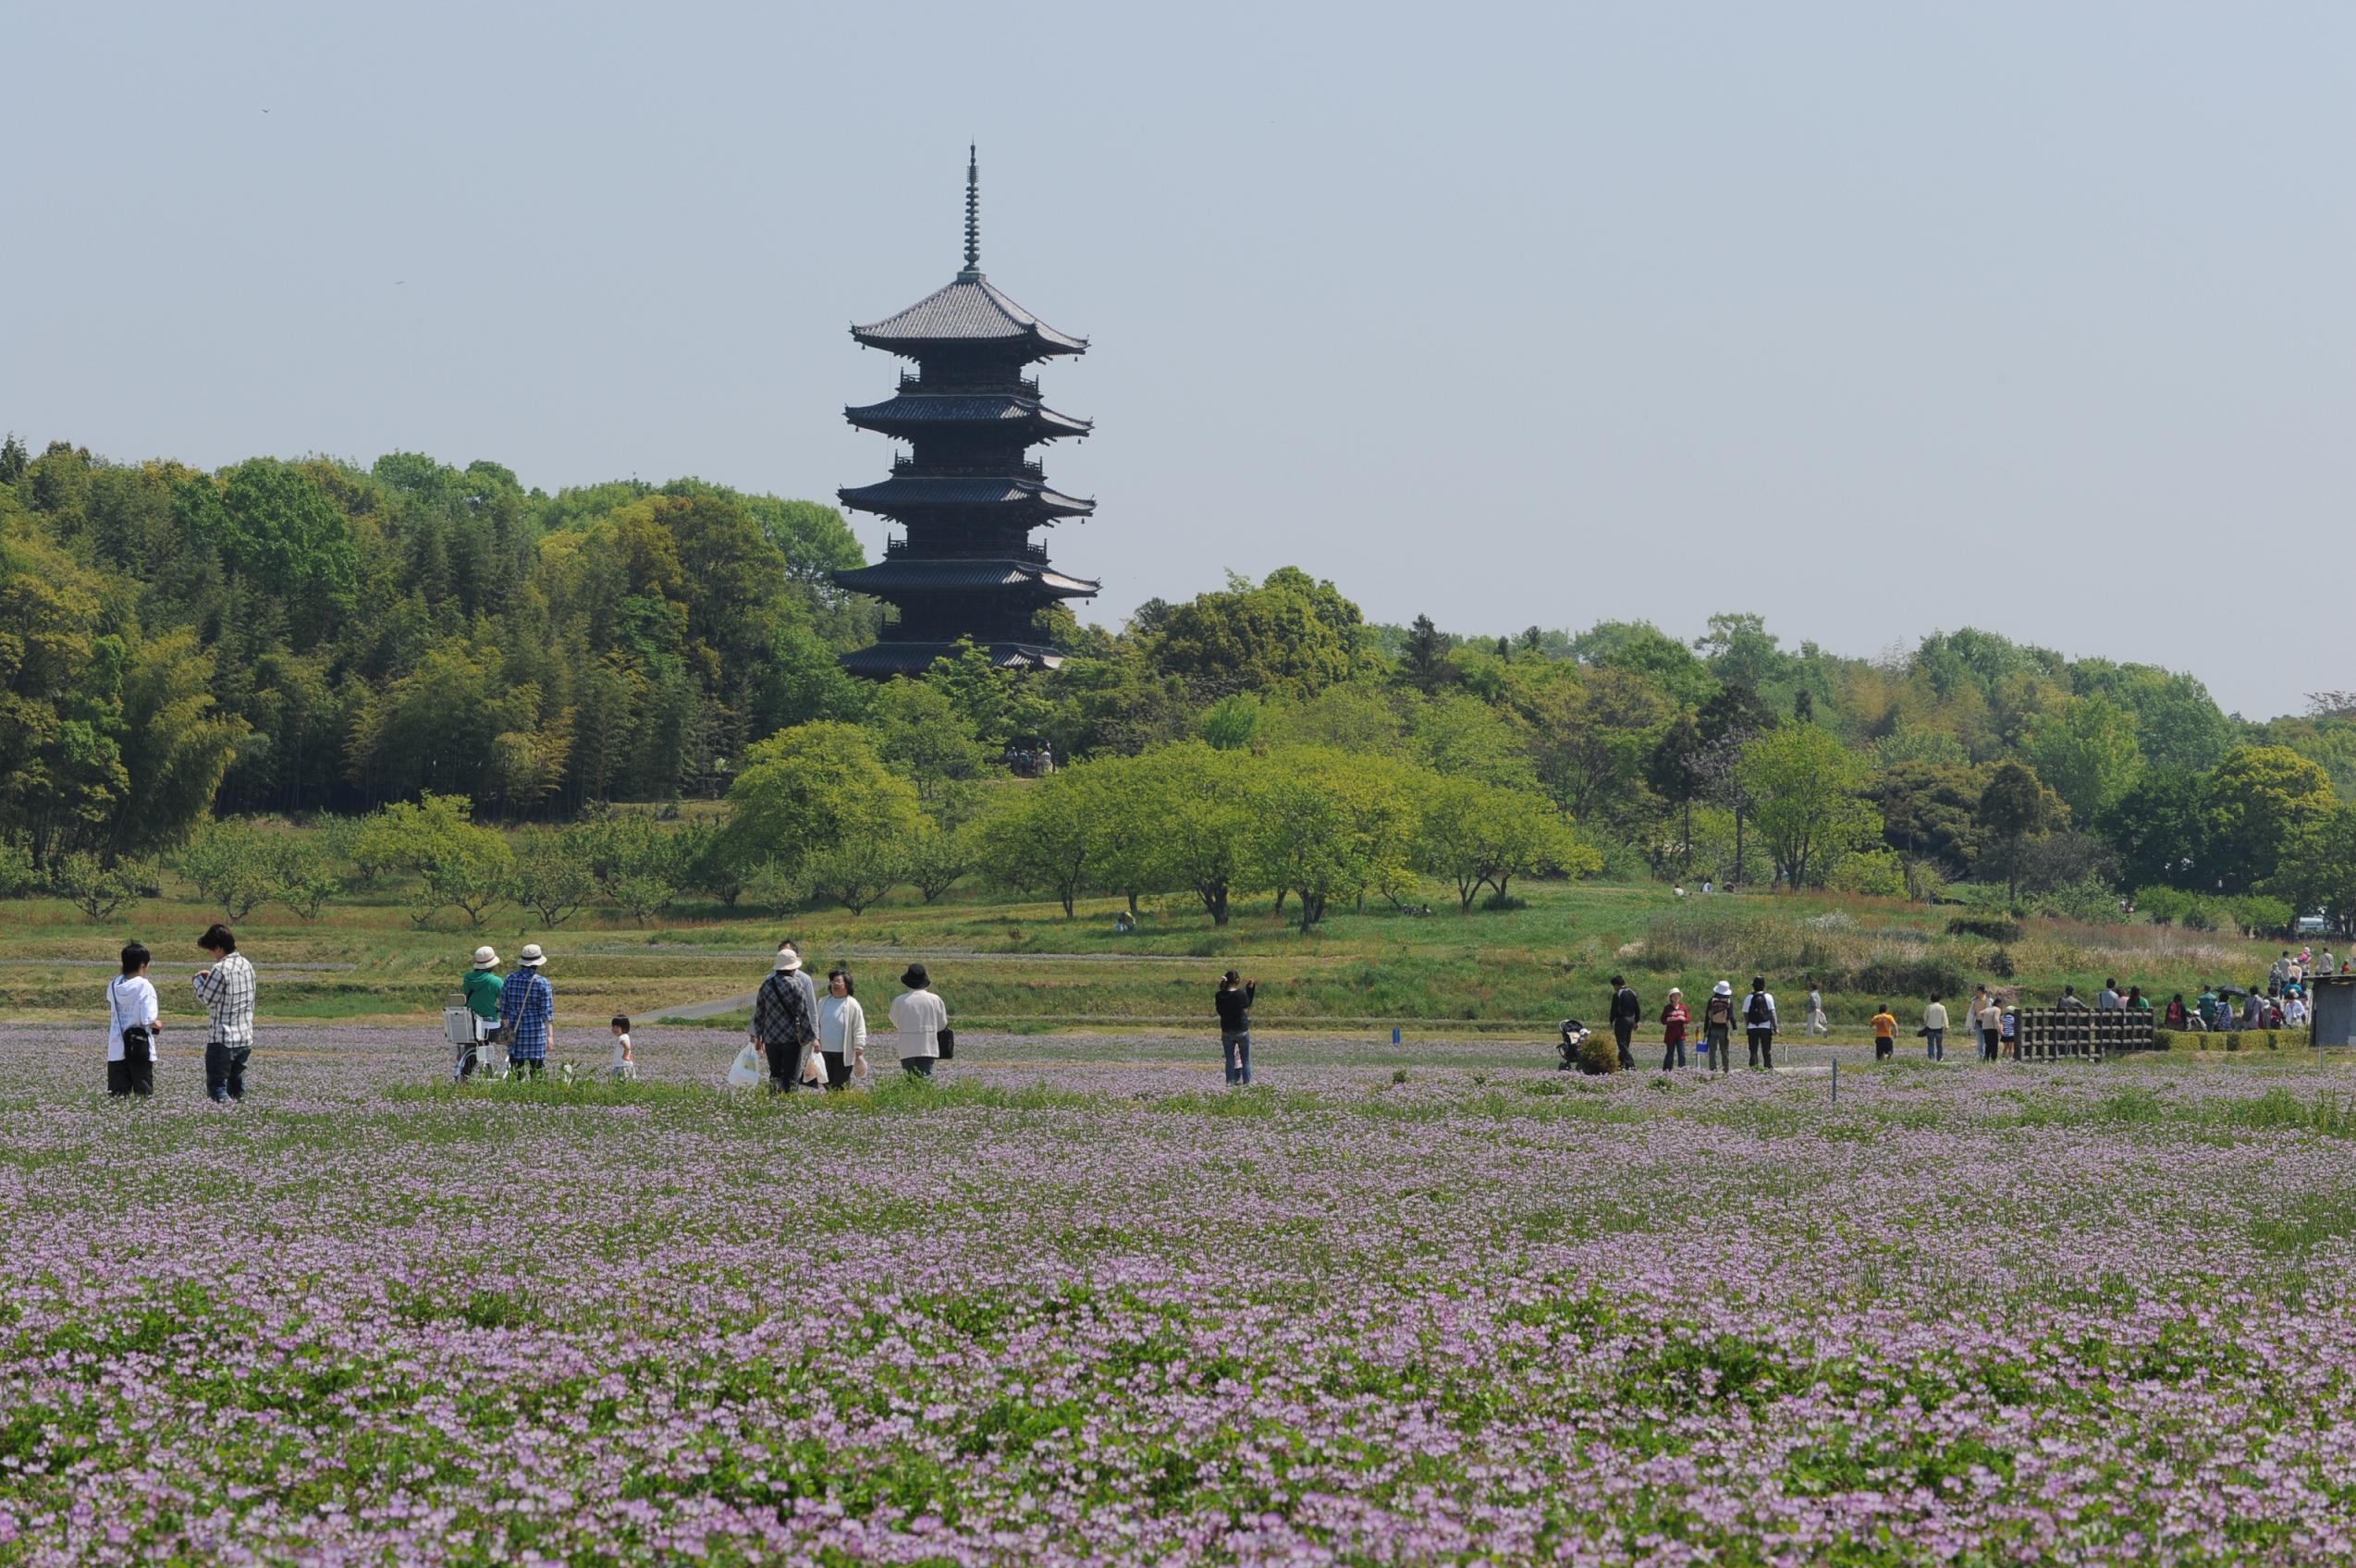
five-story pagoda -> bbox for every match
[833,148,1098,675]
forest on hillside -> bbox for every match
[6,435,2356,929]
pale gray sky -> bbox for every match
[6,2,2350,717]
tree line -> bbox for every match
[7,435,2356,930]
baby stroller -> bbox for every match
[1556,1019,1590,1072]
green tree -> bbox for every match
[265,835,343,920]
[1130,742,1262,925]
[2025,695,2142,825]
[1735,726,1878,889]
[174,459,360,647]
[722,721,924,878]
[1976,761,2052,903]
[803,837,908,915]
[509,827,597,925]
[52,851,147,921]
[2098,768,2210,889]
[902,819,973,903]
[1147,568,1368,696]
[868,677,990,813]
[1245,749,1417,932]
[2203,745,2335,891]
[974,766,1110,917]
[355,793,513,927]
[1644,713,1710,868]
[1414,776,1589,911]
[1870,761,1981,870]
[1197,693,1262,752]
[175,822,276,918]
[2264,804,2356,937]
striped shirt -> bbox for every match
[192,952,256,1047]
[499,969,554,1061]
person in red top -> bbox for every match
[1659,987,1691,1072]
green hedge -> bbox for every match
[2154,1027,2314,1053]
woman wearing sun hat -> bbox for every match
[459,945,502,1078]
[889,963,949,1079]
[498,943,554,1079]
[1700,981,1737,1075]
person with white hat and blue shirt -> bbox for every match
[498,943,554,1079]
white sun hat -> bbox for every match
[519,943,547,967]
[472,946,499,969]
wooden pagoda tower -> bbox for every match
[833,148,1098,676]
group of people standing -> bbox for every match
[101,924,255,1101]
[1612,974,1782,1073]
[746,942,948,1092]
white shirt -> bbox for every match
[104,974,159,1061]
[818,994,867,1056]
[888,988,947,1059]
[610,1032,632,1070]
[2286,998,2309,1025]
[1923,1002,1948,1031]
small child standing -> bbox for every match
[609,1015,637,1082]
[1871,1002,1897,1061]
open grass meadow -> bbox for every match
[0,868,2300,1042]
[8,1025,2356,1563]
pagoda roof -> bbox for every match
[844,393,1092,440]
[836,475,1095,520]
[852,275,1087,356]
[841,641,1065,676]
[833,558,1099,597]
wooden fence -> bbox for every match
[2011,1008,2156,1060]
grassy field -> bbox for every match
[0,872,2294,1040]
[6,1024,2356,1562]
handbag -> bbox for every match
[937,1026,955,1061]
[119,1024,153,1064]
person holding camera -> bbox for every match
[1215,970,1257,1085]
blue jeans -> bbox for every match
[1221,1030,1251,1084]
[1925,1028,1945,1061]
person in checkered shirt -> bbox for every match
[192,923,256,1103]
[499,943,555,1077]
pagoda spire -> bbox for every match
[959,144,981,280]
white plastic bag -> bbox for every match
[727,1043,765,1089]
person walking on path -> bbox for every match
[1215,971,1256,1085]
[1744,977,1778,1070]
[498,943,555,1079]
[104,942,160,1098]
[818,968,867,1090]
[1659,987,1690,1072]
[459,945,502,1079]
[752,949,820,1092]
[1805,981,1828,1036]
[1871,1002,1898,1061]
[191,924,256,1103]
[889,964,948,1079]
[1608,976,1641,1071]
[1977,994,2004,1060]
[1701,982,1736,1074]
[1922,994,1948,1062]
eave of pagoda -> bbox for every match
[843,393,1092,442]
[833,558,1099,599]
[850,274,1088,361]
[835,475,1095,522]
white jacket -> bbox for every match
[818,995,867,1057]
[888,989,948,1059]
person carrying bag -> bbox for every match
[751,949,819,1092]
[105,942,160,1098]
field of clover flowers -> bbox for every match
[8,1024,2356,1565]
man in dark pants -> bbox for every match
[192,924,256,1103]
[1744,975,1778,1070]
[752,949,818,1092]
[1608,975,1641,1071]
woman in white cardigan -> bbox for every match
[817,967,868,1090]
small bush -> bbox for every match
[1986,946,2017,979]
[1947,914,2022,943]
[1851,952,1972,1000]
[1576,1033,1619,1075]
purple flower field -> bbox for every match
[6,1023,2356,1564]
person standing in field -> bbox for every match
[1977,994,2004,1060]
[752,949,819,1092]
[499,943,554,1079]
[1608,975,1641,1071]
[1215,970,1256,1085]
[1921,993,1948,1061]
[1805,981,1827,1036]
[460,945,502,1079]
[1659,987,1690,1072]
[192,924,256,1103]
[890,963,949,1079]
[608,1015,636,1082]
[1702,982,1736,1075]
[818,967,867,1090]
[1744,976,1777,1070]
[1871,1001,1898,1061]
[104,941,160,1098]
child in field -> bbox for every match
[1871,1003,1897,1061]
[609,1015,637,1082]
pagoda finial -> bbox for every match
[960,144,982,279]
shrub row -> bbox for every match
[2154,1027,2316,1053]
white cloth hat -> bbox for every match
[519,943,546,967]
[775,948,802,972]
[1713,980,1734,997]
[472,946,499,969]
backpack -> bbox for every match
[1705,996,1733,1028]
[1745,990,1771,1025]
